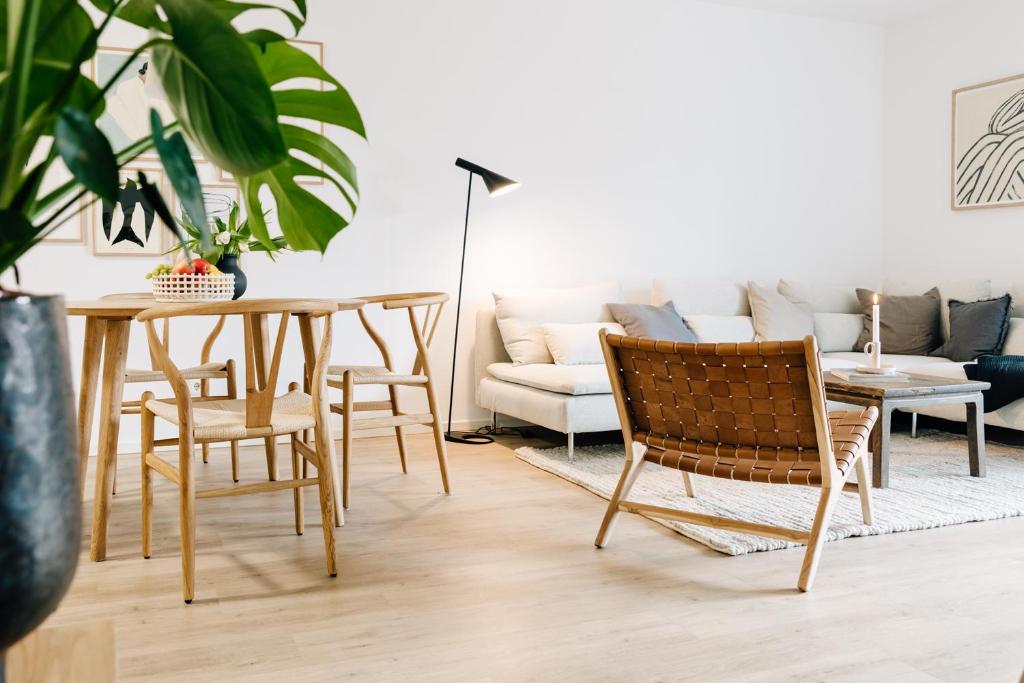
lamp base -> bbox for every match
[444,431,494,445]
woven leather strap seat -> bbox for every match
[596,332,878,592]
[642,407,876,485]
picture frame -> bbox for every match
[91,165,173,257]
[952,72,1024,210]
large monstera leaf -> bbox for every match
[238,39,365,253]
[149,0,287,175]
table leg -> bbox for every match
[870,404,893,488]
[966,395,987,478]
[77,317,106,491]
[90,319,131,562]
[250,313,278,481]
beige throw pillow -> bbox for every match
[747,281,814,342]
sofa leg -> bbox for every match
[911,412,918,439]
[491,409,498,432]
[567,432,575,462]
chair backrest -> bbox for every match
[600,332,837,483]
[102,292,226,370]
[138,299,341,432]
[355,292,449,376]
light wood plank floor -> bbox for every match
[47,433,1024,681]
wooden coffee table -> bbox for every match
[824,372,991,488]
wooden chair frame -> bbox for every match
[327,292,451,509]
[137,299,341,603]
[595,332,876,592]
[100,293,247,484]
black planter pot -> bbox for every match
[216,254,247,300]
[0,295,81,680]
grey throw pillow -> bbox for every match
[930,294,1013,362]
[855,287,942,355]
[607,301,697,341]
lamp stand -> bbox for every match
[445,172,494,445]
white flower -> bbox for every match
[215,232,231,245]
[238,241,250,253]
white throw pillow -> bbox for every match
[813,313,863,352]
[683,315,756,343]
[777,279,863,313]
[492,282,620,365]
[1002,318,1024,355]
[542,322,625,365]
[747,281,813,341]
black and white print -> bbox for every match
[953,74,1024,209]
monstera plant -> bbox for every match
[0,0,364,669]
[0,0,364,271]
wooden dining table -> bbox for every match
[67,297,364,562]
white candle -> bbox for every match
[871,293,881,368]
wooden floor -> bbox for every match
[48,432,1024,681]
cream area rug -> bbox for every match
[514,430,1024,555]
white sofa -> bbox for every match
[475,279,1024,458]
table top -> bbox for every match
[824,371,990,399]
[66,297,365,317]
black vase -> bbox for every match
[216,254,247,300]
[0,295,81,679]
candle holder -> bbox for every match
[858,341,896,375]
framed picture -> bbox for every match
[952,73,1024,210]
[218,39,325,186]
[91,166,173,257]
[37,160,87,243]
[173,182,241,226]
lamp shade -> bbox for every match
[454,158,520,196]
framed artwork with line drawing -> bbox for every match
[91,166,172,256]
[173,183,242,228]
[952,72,1024,210]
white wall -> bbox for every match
[884,0,1024,289]
[18,0,884,449]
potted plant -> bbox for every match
[0,0,364,672]
[169,201,288,299]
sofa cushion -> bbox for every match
[652,279,750,315]
[930,295,1013,362]
[778,279,863,314]
[682,315,756,343]
[814,313,862,352]
[823,351,955,372]
[487,362,611,396]
[541,322,624,366]
[884,278,991,339]
[747,281,813,341]
[855,287,942,355]
[607,301,697,341]
[492,282,620,365]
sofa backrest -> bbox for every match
[651,278,750,315]
[475,308,511,401]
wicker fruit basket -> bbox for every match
[151,273,235,302]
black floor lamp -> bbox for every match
[445,158,520,445]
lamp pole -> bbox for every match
[444,159,519,445]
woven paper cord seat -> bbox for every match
[145,389,316,440]
[126,361,228,383]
